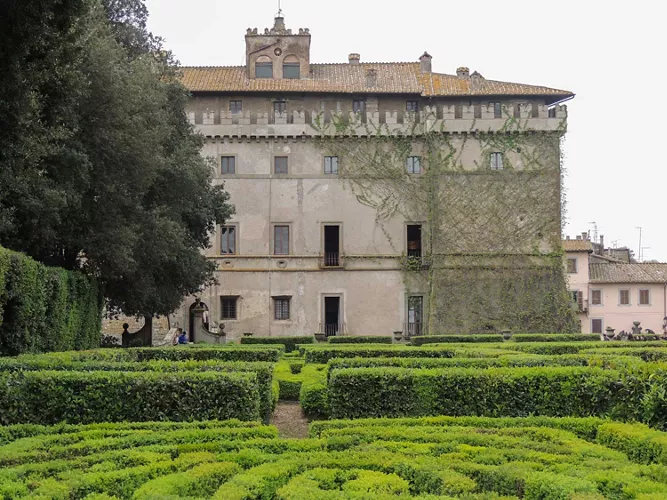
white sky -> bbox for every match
[145,0,665,260]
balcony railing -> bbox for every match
[320,252,344,268]
[404,322,424,339]
[320,323,347,337]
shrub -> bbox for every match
[0,370,261,425]
[300,345,457,364]
[133,345,284,362]
[0,246,101,356]
[3,417,667,498]
[240,336,315,353]
[411,335,503,345]
[328,336,393,344]
[510,333,601,342]
[327,366,647,421]
[299,367,328,417]
[274,361,326,403]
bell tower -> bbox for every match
[245,14,311,80]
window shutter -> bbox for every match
[577,291,583,311]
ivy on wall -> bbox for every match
[315,110,578,334]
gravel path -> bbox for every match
[270,401,310,439]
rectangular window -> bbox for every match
[274,225,290,255]
[407,224,422,258]
[619,289,630,305]
[220,296,238,320]
[274,156,288,175]
[283,64,300,79]
[273,297,291,320]
[220,226,236,255]
[591,318,603,334]
[490,152,504,171]
[221,156,236,175]
[490,102,502,118]
[229,100,242,114]
[640,289,650,305]
[324,156,339,175]
[406,156,422,174]
[274,101,287,115]
[256,62,273,78]
[567,258,577,274]
[353,99,366,113]
[406,101,419,113]
[407,296,424,337]
[591,290,602,306]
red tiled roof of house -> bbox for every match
[562,240,593,252]
[589,263,667,283]
[180,63,573,101]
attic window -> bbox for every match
[256,56,273,78]
[282,55,300,79]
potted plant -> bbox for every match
[242,332,253,337]
[314,332,327,343]
[500,329,512,341]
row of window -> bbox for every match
[218,295,424,322]
[219,153,504,175]
[219,223,423,257]
[219,99,544,118]
[572,289,652,307]
[255,57,300,79]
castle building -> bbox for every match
[172,14,575,339]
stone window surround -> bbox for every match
[639,288,651,306]
[220,295,240,321]
[272,295,292,321]
[271,222,293,256]
[272,154,290,175]
[219,223,239,255]
[590,289,602,306]
[618,289,631,306]
[591,317,603,334]
[220,154,238,176]
[566,258,577,274]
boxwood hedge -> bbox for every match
[327,366,646,421]
[411,335,503,345]
[240,335,315,352]
[0,246,101,356]
[328,336,393,344]
[300,345,459,364]
[0,370,261,425]
[4,417,667,498]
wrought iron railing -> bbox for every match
[320,323,346,337]
[320,252,343,268]
[404,322,424,339]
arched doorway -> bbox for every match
[188,300,209,343]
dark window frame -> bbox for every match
[221,156,236,175]
[229,100,243,114]
[220,296,238,320]
[274,101,287,115]
[283,63,300,79]
[566,258,577,274]
[406,101,419,113]
[639,289,650,305]
[274,156,288,175]
[490,152,504,171]
[273,296,291,320]
[591,318,603,334]
[490,101,502,118]
[255,62,273,78]
[353,99,366,114]
[591,289,602,306]
[619,289,630,306]
[273,225,290,255]
[324,156,339,175]
[406,156,422,174]
[220,226,236,255]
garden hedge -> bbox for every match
[240,335,315,352]
[4,417,667,498]
[411,334,503,345]
[0,370,261,425]
[510,333,601,342]
[0,246,101,356]
[328,336,393,344]
[273,361,326,401]
[327,366,646,421]
[299,345,460,364]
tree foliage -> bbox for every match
[0,0,233,318]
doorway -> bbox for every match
[188,300,209,342]
[323,225,340,267]
[324,296,341,337]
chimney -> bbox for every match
[366,68,377,88]
[349,53,360,65]
[581,232,588,241]
[419,51,432,73]
[576,235,581,240]
[470,71,484,90]
[456,66,470,79]
[274,15,286,31]
[599,235,604,251]
[566,236,570,240]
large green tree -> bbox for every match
[0,0,233,320]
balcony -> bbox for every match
[190,104,568,138]
[319,323,347,337]
[319,252,345,269]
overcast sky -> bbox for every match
[145,0,664,260]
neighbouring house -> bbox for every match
[565,234,667,334]
[168,13,575,339]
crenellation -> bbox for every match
[462,105,475,120]
[203,110,215,125]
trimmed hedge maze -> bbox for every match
[4,417,667,498]
[0,346,283,425]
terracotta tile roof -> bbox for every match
[589,263,667,283]
[562,239,593,252]
[180,63,573,101]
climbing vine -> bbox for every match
[314,110,578,334]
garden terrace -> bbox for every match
[3,417,667,498]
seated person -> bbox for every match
[177,330,188,344]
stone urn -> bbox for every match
[314,332,327,343]
[501,329,512,341]
[393,331,403,342]
[242,332,254,337]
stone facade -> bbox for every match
[170,15,575,339]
